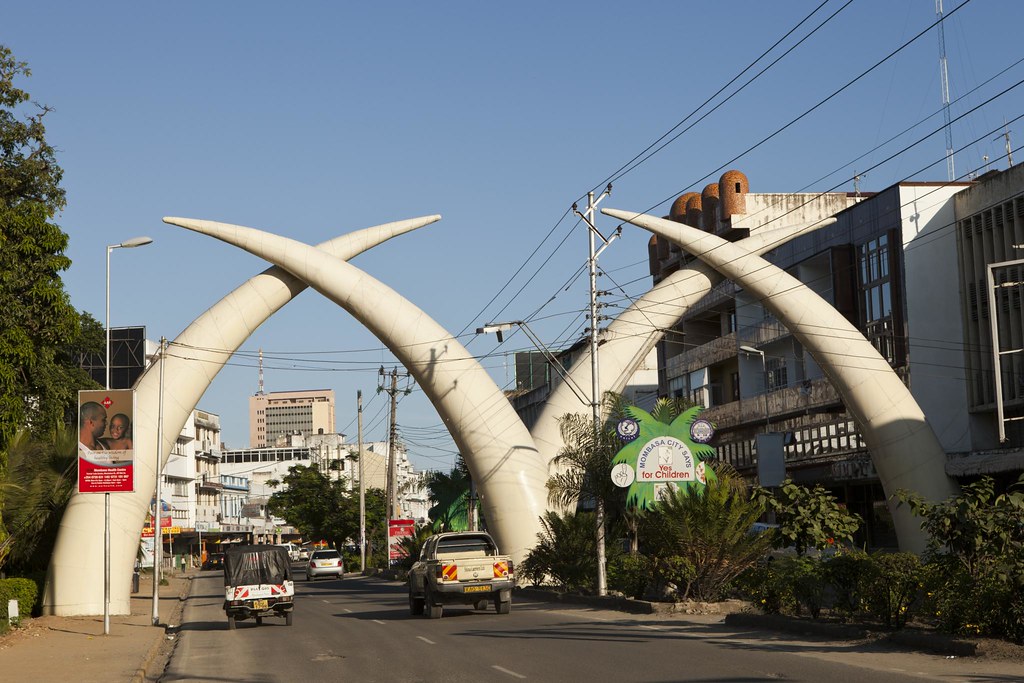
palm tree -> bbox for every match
[0,426,78,573]
[643,464,771,601]
[425,459,470,532]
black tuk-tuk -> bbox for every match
[222,544,295,629]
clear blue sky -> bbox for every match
[6,1,1023,471]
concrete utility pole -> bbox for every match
[357,390,366,571]
[573,185,616,597]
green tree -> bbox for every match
[752,479,861,555]
[1,45,90,454]
[267,464,385,551]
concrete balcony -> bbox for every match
[701,376,842,427]
[666,331,737,381]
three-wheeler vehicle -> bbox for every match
[223,544,295,629]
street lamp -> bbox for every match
[106,236,153,389]
[101,235,152,636]
[740,345,770,430]
[477,321,589,404]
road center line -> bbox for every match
[492,665,526,679]
[343,608,352,613]
[640,624,661,630]
[372,619,386,624]
[417,636,436,645]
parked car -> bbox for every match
[297,547,311,561]
[307,549,344,580]
[203,552,225,570]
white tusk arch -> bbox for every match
[530,219,836,473]
[603,207,958,554]
[45,216,440,616]
[163,217,548,568]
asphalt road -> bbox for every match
[159,570,1022,682]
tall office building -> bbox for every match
[248,389,336,448]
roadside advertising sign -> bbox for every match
[388,518,416,562]
[77,389,136,493]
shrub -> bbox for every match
[736,560,797,615]
[862,552,921,628]
[607,553,652,600]
[0,577,39,623]
[778,556,826,618]
[642,466,772,601]
[899,474,1024,641]
[521,511,602,592]
[752,480,861,555]
[822,549,871,620]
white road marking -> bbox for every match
[343,608,352,613]
[416,636,436,645]
[492,665,526,679]
[372,619,386,624]
[640,624,661,630]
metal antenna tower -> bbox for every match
[937,0,955,181]
[257,348,265,395]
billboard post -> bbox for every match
[78,388,136,635]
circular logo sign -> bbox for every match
[690,418,715,444]
[610,463,635,488]
[616,418,640,442]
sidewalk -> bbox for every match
[0,568,195,683]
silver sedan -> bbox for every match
[306,549,344,580]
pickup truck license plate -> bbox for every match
[252,599,269,610]
[463,585,489,593]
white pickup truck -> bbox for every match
[407,531,514,619]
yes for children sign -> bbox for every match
[611,405,717,511]
[636,436,696,482]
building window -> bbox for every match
[766,357,787,391]
[858,234,896,363]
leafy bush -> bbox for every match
[607,553,652,600]
[521,511,606,593]
[736,560,796,615]
[899,474,1024,642]
[752,480,861,555]
[778,556,826,618]
[0,577,39,623]
[822,549,871,619]
[862,552,921,628]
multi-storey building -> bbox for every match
[220,436,430,527]
[249,389,336,448]
[647,166,1024,548]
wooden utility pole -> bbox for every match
[379,367,408,520]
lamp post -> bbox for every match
[106,236,153,389]
[740,345,770,430]
[101,235,151,636]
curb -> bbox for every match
[131,575,194,683]
[515,587,748,616]
[723,612,980,657]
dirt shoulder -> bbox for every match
[0,570,193,683]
